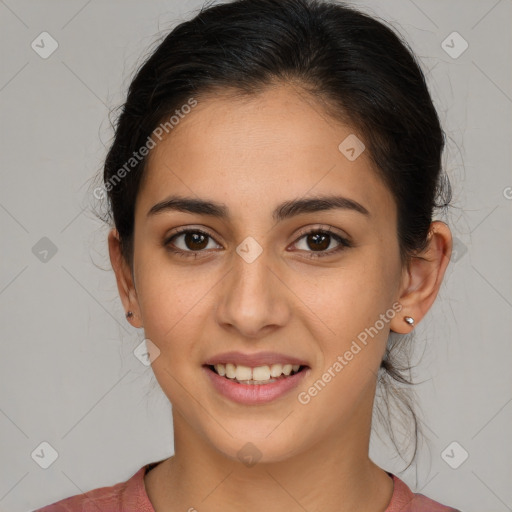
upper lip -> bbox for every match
[203,351,309,368]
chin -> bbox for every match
[204,424,308,466]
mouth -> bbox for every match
[205,363,307,385]
[202,359,310,405]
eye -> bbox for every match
[163,225,352,259]
[164,228,222,257]
[290,226,352,258]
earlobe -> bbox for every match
[108,228,143,328]
[390,221,452,333]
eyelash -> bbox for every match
[164,225,352,260]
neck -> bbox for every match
[145,396,394,511]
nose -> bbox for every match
[215,246,291,339]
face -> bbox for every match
[125,83,406,463]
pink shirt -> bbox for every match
[35,461,461,511]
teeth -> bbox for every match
[225,363,236,379]
[213,363,302,380]
[252,366,271,380]
[270,364,283,378]
[235,365,252,381]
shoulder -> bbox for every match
[386,473,462,512]
[33,463,157,512]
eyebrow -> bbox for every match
[147,194,370,222]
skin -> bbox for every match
[108,82,452,512]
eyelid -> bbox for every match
[165,226,221,244]
[293,224,351,243]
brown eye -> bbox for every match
[305,232,331,251]
[291,228,352,259]
[165,229,222,255]
[182,232,209,250]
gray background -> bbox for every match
[0,1,511,511]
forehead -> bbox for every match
[137,83,396,225]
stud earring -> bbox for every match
[126,311,134,319]
[404,316,414,326]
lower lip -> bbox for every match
[203,365,310,405]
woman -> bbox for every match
[37,0,461,510]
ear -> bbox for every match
[108,228,143,328]
[390,221,452,334]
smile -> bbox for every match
[203,363,310,404]
[210,363,303,384]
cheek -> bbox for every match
[295,256,398,338]
[292,257,401,403]
[134,250,221,363]
[294,267,395,421]
[135,265,209,402]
